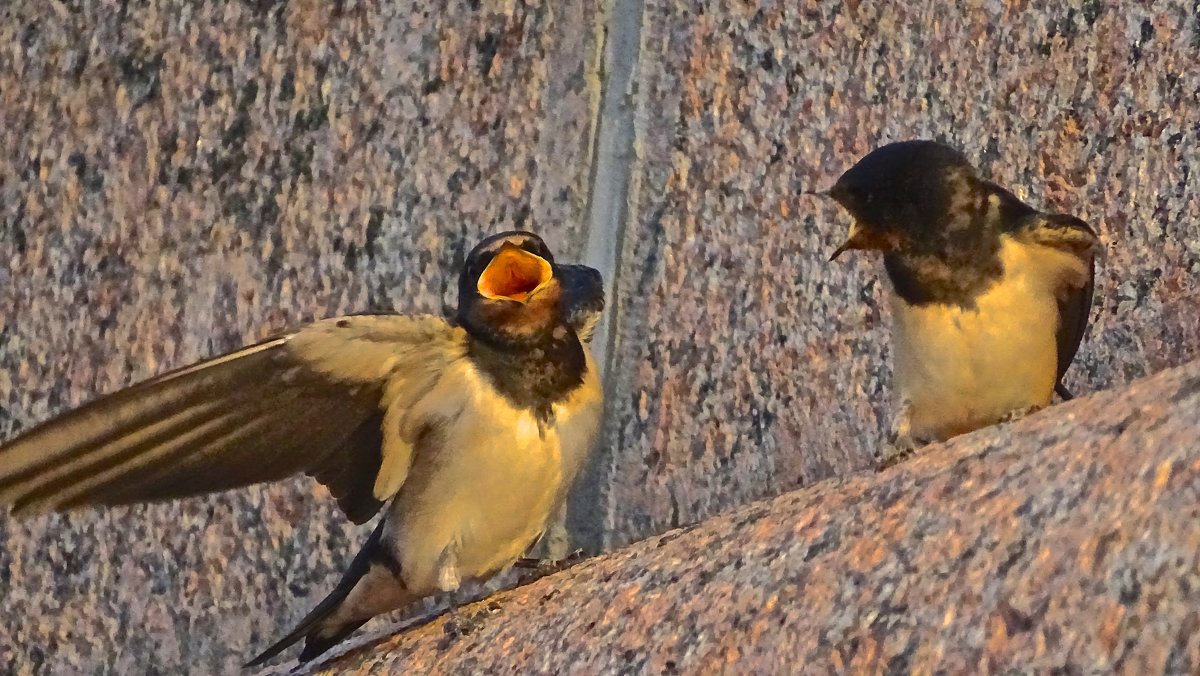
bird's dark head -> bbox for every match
[457,231,604,346]
[555,264,605,343]
[826,140,980,261]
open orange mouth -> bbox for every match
[829,221,903,261]
[477,243,553,301]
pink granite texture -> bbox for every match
[595,0,1200,548]
[0,1,598,672]
[2,0,1199,672]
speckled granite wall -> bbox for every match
[4,0,1200,672]
[594,0,1200,548]
[313,358,1200,674]
[0,1,599,672]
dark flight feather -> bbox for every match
[0,338,383,521]
[245,517,391,668]
[0,315,466,523]
[1053,256,1095,400]
[1025,213,1101,400]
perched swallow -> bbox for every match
[824,140,1101,447]
[0,231,605,666]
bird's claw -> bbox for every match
[999,404,1044,424]
[441,600,502,644]
[876,424,930,472]
[512,549,587,583]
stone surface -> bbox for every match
[594,0,1200,548]
[4,0,1200,672]
[0,1,599,672]
[311,357,1200,674]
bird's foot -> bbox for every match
[512,549,587,584]
[999,404,1044,424]
[440,600,502,645]
[876,429,931,472]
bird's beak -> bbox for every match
[829,221,897,261]
[477,243,554,302]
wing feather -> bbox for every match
[1056,257,1095,389]
[0,314,466,523]
[1014,213,1101,393]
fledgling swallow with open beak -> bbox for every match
[0,231,606,666]
[821,140,1102,456]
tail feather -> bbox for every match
[1055,382,1074,401]
[295,619,370,665]
[246,518,390,668]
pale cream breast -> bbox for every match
[387,349,602,594]
[890,235,1085,441]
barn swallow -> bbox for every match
[0,231,605,666]
[822,140,1101,452]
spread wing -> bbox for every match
[0,314,467,523]
[1015,213,1101,398]
[1055,257,1095,394]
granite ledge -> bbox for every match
[283,357,1200,674]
